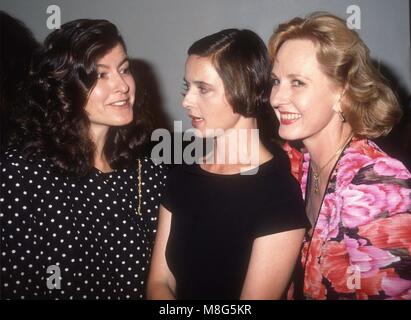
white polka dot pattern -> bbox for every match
[0,151,168,299]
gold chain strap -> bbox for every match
[137,159,142,215]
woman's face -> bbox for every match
[182,55,242,138]
[269,39,342,143]
[85,43,135,133]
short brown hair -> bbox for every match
[268,12,402,138]
[188,29,271,118]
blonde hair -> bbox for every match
[268,12,402,138]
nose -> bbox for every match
[181,90,193,110]
[114,73,130,93]
[270,82,289,109]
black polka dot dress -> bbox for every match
[0,150,167,299]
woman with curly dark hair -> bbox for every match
[0,19,167,299]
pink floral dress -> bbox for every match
[290,138,411,299]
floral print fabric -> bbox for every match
[297,138,411,299]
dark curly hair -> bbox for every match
[11,19,151,176]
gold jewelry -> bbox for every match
[137,159,142,215]
[311,133,354,193]
[338,111,346,122]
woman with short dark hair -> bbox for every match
[147,29,309,300]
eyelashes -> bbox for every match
[180,81,211,96]
[270,77,280,86]
[97,72,108,79]
[120,67,131,74]
[291,79,305,87]
[269,77,306,87]
[198,87,209,94]
[181,83,189,97]
[96,65,131,80]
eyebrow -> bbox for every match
[287,73,310,80]
[271,72,311,81]
[97,57,129,69]
[183,78,212,87]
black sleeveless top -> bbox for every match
[162,154,309,299]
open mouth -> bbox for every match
[189,115,204,126]
[107,99,130,108]
[279,112,302,125]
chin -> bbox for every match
[192,129,211,139]
[193,131,205,138]
[190,124,216,139]
[278,128,302,141]
[112,117,134,127]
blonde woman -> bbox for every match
[269,12,411,299]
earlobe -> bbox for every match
[332,87,346,113]
[333,90,347,122]
[332,96,342,113]
[332,99,341,113]
[332,97,346,122]
[338,110,346,122]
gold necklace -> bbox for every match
[311,133,353,193]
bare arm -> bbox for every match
[240,228,305,300]
[146,205,176,300]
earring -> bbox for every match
[338,111,346,122]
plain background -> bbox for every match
[1,0,410,131]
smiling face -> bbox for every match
[269,39,343,143]
[85,43,135,135]
[182,55,243,138]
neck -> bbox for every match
[212,118,268,166]
[200,118,272,173]
[89,125,111,172]
[305,123,353,195]
[304,122,353,171]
